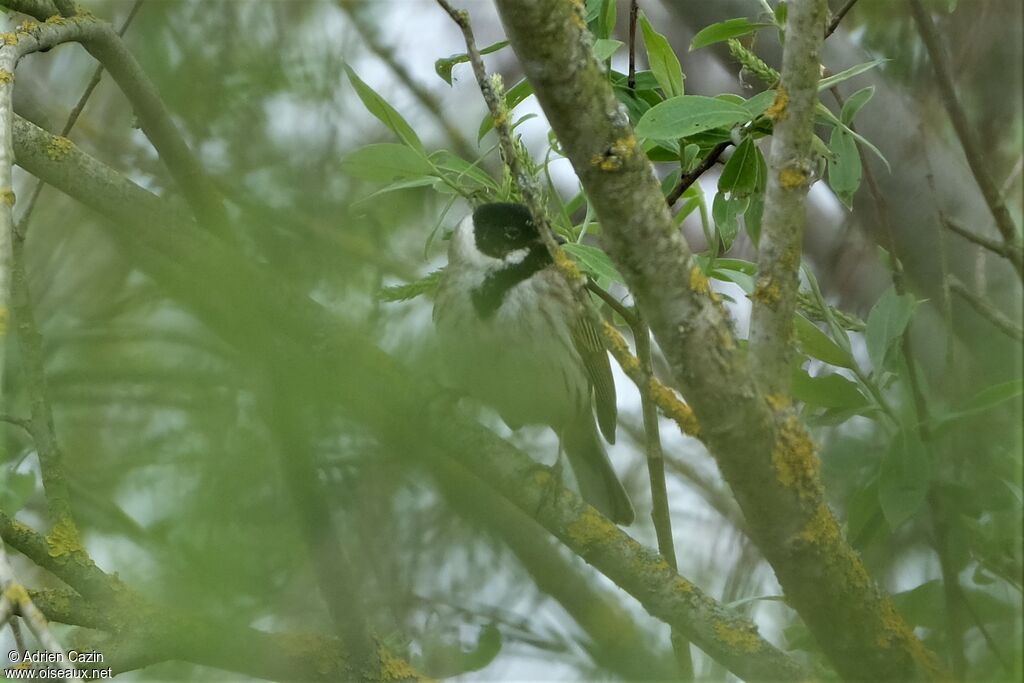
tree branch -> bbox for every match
[908,0,1021,277]
[749,0,827,395]
[489,0,944,678]
[948,275,1023,342]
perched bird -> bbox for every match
[433,202,634,525]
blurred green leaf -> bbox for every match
[344,65,423,151]
[341,143,435,183]
[878,431,930,528]
[792,370,870,409]
[712,192,747,251]
[690,18,774,51]
[0,469,36,515]
[639,12,685,98]
[636,96,750,140]
[865,286,915,371]
[794,314,856,369]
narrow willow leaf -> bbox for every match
[865,286,916,371]
[434,40,509,85]
[841,86,875,125]
[690,18,774,51]
[792,370,870,409]
[562,243,624,284]
[794,314,856,368]
[828,127,862,208]
[639,12,685,98]
[636,96,750,140]
[878,431,930,528]
[478,79,534,140]
[340,143,435,182]
[818,59,887,91]
[344,65,423,151]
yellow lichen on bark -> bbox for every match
[46,515,84,558]
[566,505,617,549]
[753,278,781,307]
[0,188,15,206]
[647,377,700,436]
[765,86,788,120]
[600,320,641,374]
[46,136,74,161]
[770,415,819,495]
[688,265,710,295]
[780,167,808,189]
[713,619,763,654]
[0,70,14,85]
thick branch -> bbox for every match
[490,0,944,679]
[749,0,827,395]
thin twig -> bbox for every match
[908,0,1021,277]
[825,0,861,38]
[943,217,1023,273]
[666,141,730,207]
[634,318,693,680]
[948,276,1023,341]
[627,0,638,89]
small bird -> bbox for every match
[433,202,634,525]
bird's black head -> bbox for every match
[472,203,541,259]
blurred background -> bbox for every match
[1,0,1021,680]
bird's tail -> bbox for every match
[563,418,635,525]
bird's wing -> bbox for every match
[572,316,617,443]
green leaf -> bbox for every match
[718,137,766,197]
[816,103,890,172]
[478,79,534,140]
[827,126,862,208]
[0,470,36,515]
[961,379,1024,414]
[865,286,915,371]
[434,40,510,85]
[818,59,887,91]
[430,150,496,190]
[841,86,875,125]
[792,370,870,409]
[593,38,624,61]
[639,12,685,98]
[712,192,747,251]
[562,243,624,284]
[794,314,856,368]
[690,18,774,50]
[743,89,777,118]
[744,192,764,246]
[711,267,755,294]
[878,431,930,528]
[636,95,750,140]
[352,177,437,208]
[344,65,423,151]
[599,0,617,39]
[341,143,435,183]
